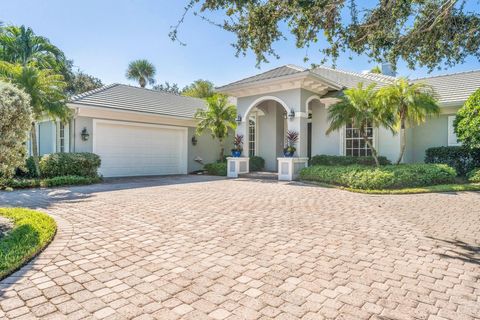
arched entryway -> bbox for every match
[242,96,291,171]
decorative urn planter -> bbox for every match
[231,150,242,157]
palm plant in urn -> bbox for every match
[284,130,299,157]
[231,134,244,157]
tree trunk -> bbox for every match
[361,130,380,167]
[396,119,406,165]
[219,139,224,162]
[30,122,40,177]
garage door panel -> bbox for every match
[94,121,187,177]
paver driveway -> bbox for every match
[0,176,479,320]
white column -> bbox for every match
[287,113,308,157]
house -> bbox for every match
[34,84,225,177]
[217,65,480,171]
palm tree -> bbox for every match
[327,83,395,167]
[0,25,65,69]
[125,59,156,88]
[194,94,237,160]
[378,78,439,164]
[182,79,215,99]
[0,61,69,175]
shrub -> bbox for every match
[299,164,456,190]
[204,162,227,176]
[39,153,101,178]
[425,146,480,176]
[310,154,391,166]
[454,88,480,148]
[467,168,480,183]
[0,81,32,178]
[0,176,101,190]
[249,156,265,171]
[15,156,40,178]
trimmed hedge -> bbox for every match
[425,146,480,176]
[0,176,101,190]
[39,153,101,178]
[249,156,265,172]
[299,164,456,190]
[467,168,480,183]
[15,156,40,178]
[204,162,227,176]
[310,154,391,166]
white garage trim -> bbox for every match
[92,119,188,177]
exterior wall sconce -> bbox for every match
[80,128,90,141]
[235,115,242,124]
[191,135,198,146]
[288,110,296,119]
[283,111,288,119]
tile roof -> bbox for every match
[311,66,397,88]
[413,70,480,105]
[70,84,206,118]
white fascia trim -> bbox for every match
[67,103,197,122]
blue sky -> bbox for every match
[2,0,479,88]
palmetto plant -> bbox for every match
[126,59,156,88]
[195,94,237,161]
[378,78,439,164]
[327,83,395,167]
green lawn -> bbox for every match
[0,208,57,279]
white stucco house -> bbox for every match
[217,65,480,171]
[34,65,479,177]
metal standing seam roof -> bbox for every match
[413,70,480,104]
[69,84,206,118]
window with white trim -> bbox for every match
[447,115,461,146]
[59,123,65,152]
[345,122,373,156]
[248,117,256,157]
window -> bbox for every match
[59,123,65,152]
[345,122,373,156]
[248,118,256,157]
[447,116,461,146]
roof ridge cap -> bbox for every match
[102,83,206,103]
[413,69,480,80]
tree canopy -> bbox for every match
[182,79,215,98]
[171,1,480,70]
[153,81,181,95]
[66,70,103,96]
[126,59,156,88]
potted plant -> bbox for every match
[231,134,244,157]
[283,130,299,157]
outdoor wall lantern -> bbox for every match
[235,114,242,124]
[288,110,296,119]
[191,135,198,146]
[283,111,288,119]
[81,127,90,141]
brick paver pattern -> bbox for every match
[0,175,479,320]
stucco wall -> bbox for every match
[38,121,56,155]
[255,101,285,171]
[377,128,401,163]
[187,127,232,172]
[73,117,94,153]
[310,100,340,156]
[409,114,450,163]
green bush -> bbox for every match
[0,175,101,190]
[467,168,480,183]
[249,156,265,171]
[39,153,101,178]
[15,156,40,178]
[299,164,456,190]
[310,154,391,166]
[425,146,480,176]
[204,162,227,176]
[454,88,480,148]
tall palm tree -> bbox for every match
[378,78,439,164]
[195,94,237,160]
[125,59,156,88]
[0,61,69,175]
[327,83,395,167]
[0,25,65,69]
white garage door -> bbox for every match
[93,120,188,177]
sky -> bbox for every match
[1,0,479,88]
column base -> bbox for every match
[226,157,250,178]
[277,157,308,181]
